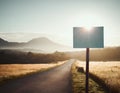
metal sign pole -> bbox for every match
[86,48,89,93]
[73,27,104,93]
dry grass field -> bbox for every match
[0,61,65,83]
[76,60,120,93]
[72,62,105,93]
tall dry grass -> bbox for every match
[0,61,65,83]
[72,62,105,93]
[76,61,120,93]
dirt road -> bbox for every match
[0,59,74,93]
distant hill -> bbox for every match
[0,38,8,44]
[0,37,70,53]
[0,38,9,46]
[1,37,120,61]
[0,38,25,48]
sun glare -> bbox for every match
[83,26,93,32]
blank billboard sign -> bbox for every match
[73,27,104,48]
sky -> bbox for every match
[0,0,120,47]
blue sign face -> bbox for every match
[73,27,104,48]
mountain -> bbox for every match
[0,38,25,48]
[26,37,59,48]
[0,37,71,53]
[0,38,8,45]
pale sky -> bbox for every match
[0,0,120,47]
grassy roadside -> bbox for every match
[0,61,66,85]
[76,60,120,93]
[71,61,105,93]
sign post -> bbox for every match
[73,26,104,93]
[86,48,89,93]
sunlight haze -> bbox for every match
[0,0,120,47]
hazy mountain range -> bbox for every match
[0,37,71,53]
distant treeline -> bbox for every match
[68,47,120,61]
[0,50,70,64]
[0,47,120,64]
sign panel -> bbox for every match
[73,27,104,48]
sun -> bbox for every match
[84,26,93,31]
[83,26,93,32]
